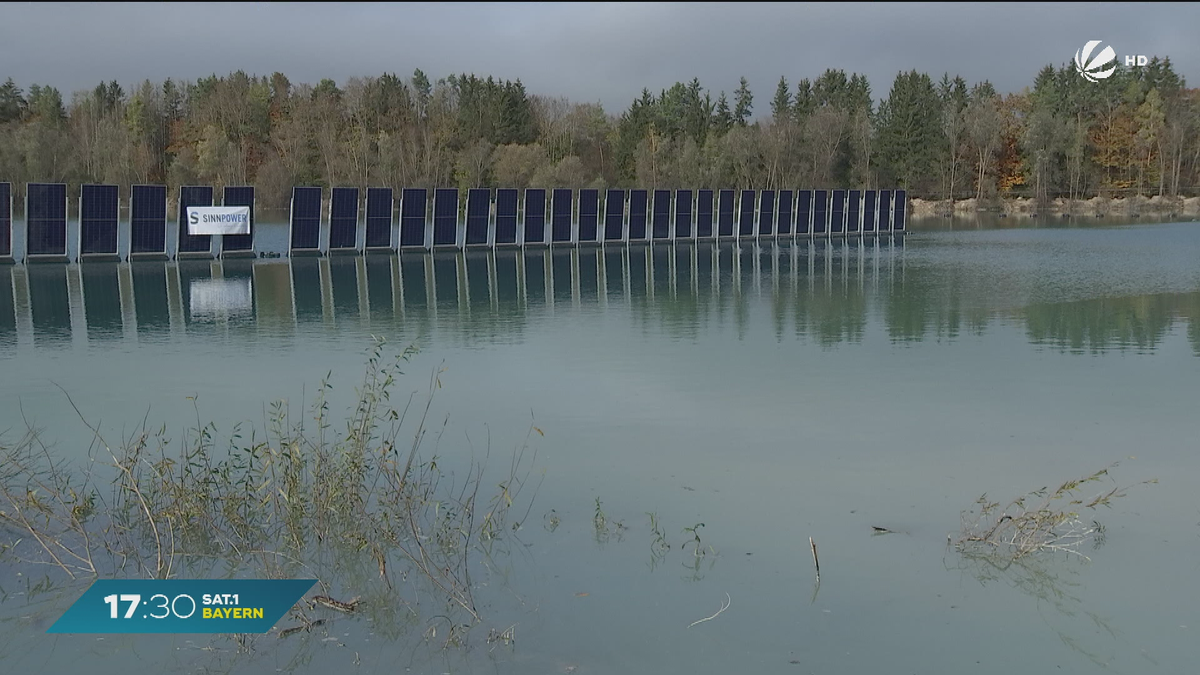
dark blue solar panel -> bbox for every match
[813,190,828,234]
[365,187,393,249]
[129,185,167,255]
[604,190,624,241]
[830,190,846,234]
[894,190,907,231]
[80,184,119,256]
[758,190,776,237]
[847,190,861,234]
[0,182,10,257]
[878,190,892,232]
[551,189,572,243]
[777,190,794,236]
[222,186,255,252]
[495,189,518,245]
[400,188,427,247]
[465,188,490,246]
[329,187,359,250]
[433,188,458,247]
[674,190,693,239]
[651,190,671,239]
[737,190,755,237]
[717,190,735,237]
[862,190,877,232]
[26,183,68,257]
[628,190,648,240]
[578,189,599,243]
[696,189,714,238]
[796,190,812,235]
[290,187,322,251]
[178,186,213,254]
[523,189,546,244]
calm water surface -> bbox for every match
[2,217,1199,674]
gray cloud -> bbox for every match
[1,2,1195,115]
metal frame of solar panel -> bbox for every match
[795,190,812,236]
[221,186,256,257]
[674,190,693,240]
[550,189,573,245]
[717,190,735,238]
[651,190,671,241]
[25,183,69,261]
[328,187,360,253]
[0,182,12,261]
[894,189,907,232]
[78,184,120,261]
[758,190,776,238]
[289,187,324,255]
[464,188,490,248]
[777,190,794,237]
[495,189,519,247]
[847,189,862,235]
[812,190,828,235]
[737,190,755,238]
[431,188,458,248]
[129,185,168,259]
[696,189,714,240]
[627,190,648,242]
[364,187,394,251]
[578,189,599,244]
[830,189,847,235]
[523,189,547,246]
[399,188,428,249]
[877,190,892,233]
[862,190,878,234]
[603,190,624,243]
[177,186,215,259]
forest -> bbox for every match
[0,60,1197,212]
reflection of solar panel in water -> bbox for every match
[365,187,394,249]
[758,190,776,237]
[628,190,648,241]
[813,190,828,235]
[894,190,907,231]
[79,184,119,257]
[189,276,253,321]
[877,190,892,232]
[717,190,735,237]
[82,265,121,336]
[400,189,427,248]
[26,183,68,258]
[178,186,214,256]
[495,189,518,245]
[131,264,170,334]
[433,189,458,247]
[796,190,812,235]
[523,189,546,245]
[674,190,693,239]
[862,190,877,233]
[696,189,714,238]
[777,190,794,236]
[0,182,11,258]
[289,187,322,252]
[847,190,861,234]
[737,190,755,237]
[578,189,599,243]
[830,190,846,234]
[221,186,255,254]
[551,189,573,243]
[465,188,490,247]
[603,190,624,241]
[651,190,671,240]
[329,187,360,251]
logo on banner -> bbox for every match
[187,206,251,235]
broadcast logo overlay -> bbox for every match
[46,579,317,634]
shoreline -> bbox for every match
[911,195,1200,218]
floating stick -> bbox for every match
[809,537,820,582]
[687,592,731,628]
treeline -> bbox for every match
[0,61,1197,211]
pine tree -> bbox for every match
[771,76,791,123]
[733,77,753,126]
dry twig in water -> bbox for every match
[809,537,820,582]
[687,592,731,628]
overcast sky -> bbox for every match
[1,2,1196,115]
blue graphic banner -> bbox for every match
[46,578,316,634]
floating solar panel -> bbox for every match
[603,189,624,241]
[894,189,907,231]
[628,190,648,241]
[465,188,490,247]
[0,182,10,259]
[674,190,693,239]
[758,190,776,237]
[495,189,519,245]
[523,189,546,245]
[737,190,755,237]
[877,190,892,232]
[847,189,861,234]
[796,190,812,235]
[26,183,68,259]
[578,189,599,243]
[813,190,828,235]
[830,189,846,234]
[717,190,735,238]
[176,186,214,257]
[78,184,119,259]
[862,190,877,233]
[696,189,714,239]
[289,187,323,253]
[400,188,428,248]
[551,188,573,244]
[130,185,167,257]
[365,187,394,250]
[220,186,255,255]
[777,190,794,236]
[433,188,458,247]
[328,187,360,251]
[651,190,671,240]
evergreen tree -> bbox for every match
[733,77,753,126]
[771,76,791,123]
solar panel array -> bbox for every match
[830,189,846,234]
[797,190,812,235]
[674,190,692,239]
[79,184,119,257]
[433,189,458,247]
[878,190,892,232]
[524,189,546,244]
[329,187,360,250]
[26,183,68,257]
[400,188,427,247]
[578,189,599,243]
[178,186,214,255]
[222,186,255,253]
[738,190,755,237]
[628,190,648,240]
[777,190,794,236]
[365,187,393,249]
[651,190,671,240]
[130,184,167,255]
[696,189,714,238]
[758,190,776,237]
[717,190,735,237]
[464,188,489,246]
[894,189,907,231]
[604,190,624,241]
[495,189,518,245]
[0,182,11,258]
[862,190,877,232]
[847,189,861,234]
[551,189,573,243]
[290,187,322,251]
[813,190,828,235]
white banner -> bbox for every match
[187,206,251,235]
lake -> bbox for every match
[2,216,1199,674]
